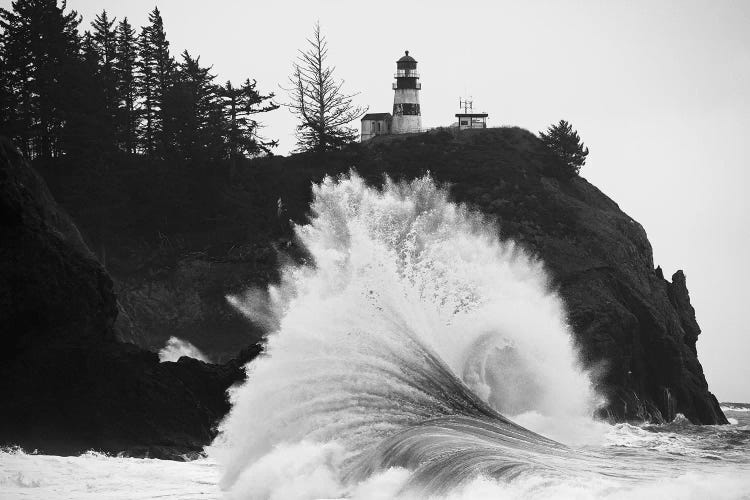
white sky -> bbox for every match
[7,0,748,402]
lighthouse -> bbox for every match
[391,51,422,134]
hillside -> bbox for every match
[35,127,726,425]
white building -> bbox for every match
[360,113,392,141]
[455,112,488,130]
[361,51,423,142]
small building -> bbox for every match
[360,113,392,142]
[455,112,488,130]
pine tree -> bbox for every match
[285,22,366,152]
[219,79,279,160]
[0,35,20,139]
[204,95,228,162]
[63,30,107,159]
[136,7,174,157]
[0,4,31,156]
[136,23,156,155]
[0,0,82,158]
[167,51,222,162]
[539,120,589,177]
[114,18,137,153]
[149,8,175,156]
[90,10,118,151]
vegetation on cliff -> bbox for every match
[539,119,589,177]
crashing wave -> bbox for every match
[213,172,601,498]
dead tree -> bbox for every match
[285,22,366,152]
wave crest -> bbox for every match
[212,172,600,496]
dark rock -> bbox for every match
[667,270,702,354]
[0,137,261,458]
[30,127,726,426]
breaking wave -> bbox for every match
[3,172,749,499]
[213,172,603,498]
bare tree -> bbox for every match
[285,22,366,152]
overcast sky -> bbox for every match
[9,0,749,401]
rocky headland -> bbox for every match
[1,126,726,456]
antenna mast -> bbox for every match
[459,97,473,114]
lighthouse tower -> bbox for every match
[392,51,422,134]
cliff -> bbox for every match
[27,126,726,428]
[0,137,260,458]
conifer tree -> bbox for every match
[220,79,279,159]
[64,30,107,159]
[114,18,137,153]
[91,10,118,151]
[0,38,20,139]
[136,23,156,155]
[285,22,366,152]
[0,5,31,156]
[539,120,589,177]
[136,7,174,157]
[203,94,228,163]
[167,51,223,162]
[149,8,175,156]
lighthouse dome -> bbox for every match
[397,50,417,63]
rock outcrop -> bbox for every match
[359,130,726,424]
[31,127,726,426]
[0,137,261,458]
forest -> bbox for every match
[0,1,279,166]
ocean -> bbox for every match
[3,174,748,499]
[1,406,749,499]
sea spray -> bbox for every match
[158,336,210,363]
[213,172,601,497]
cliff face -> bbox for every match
[32,127,726,425]
[522,176,725,424]
[0,138,260,458]
[355,129,726,424]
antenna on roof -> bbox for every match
[459,97,473,114]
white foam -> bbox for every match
[213,173,600,496]
[4,449,749,500]
[721,405,750,412]
[0,449,220,499]
[440,469,750,500]
[158,336,210,363]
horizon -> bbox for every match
[2,0,748,402]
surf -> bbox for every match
[210,171,602,498]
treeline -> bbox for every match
[0,1,278,163]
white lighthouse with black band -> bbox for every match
[391,51,422,134]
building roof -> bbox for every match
[361,113,392,121]
[455,113,489,118]
[397,50,417,63]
